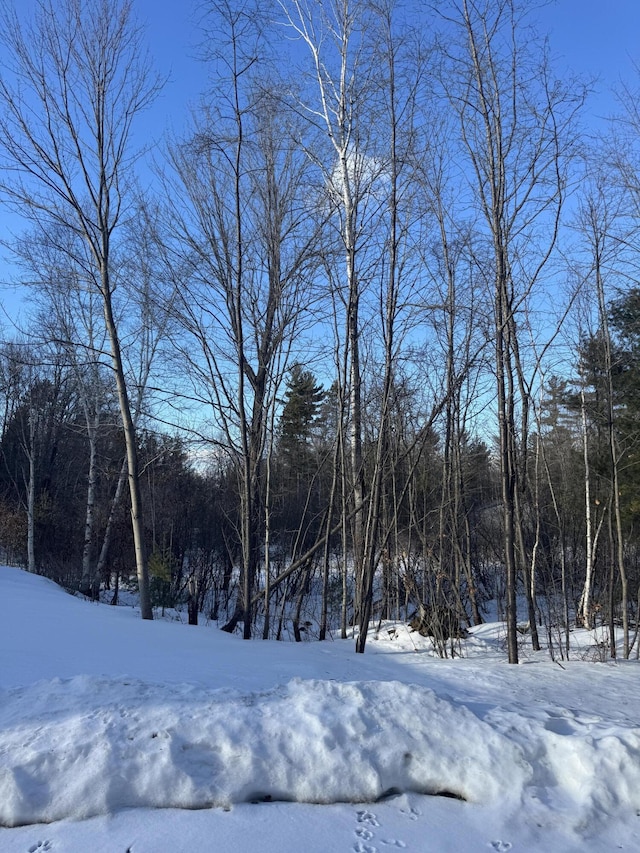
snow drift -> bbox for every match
[0,676,526,826]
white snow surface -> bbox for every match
[1,566,640,852]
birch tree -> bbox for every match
[280,0,410,650]
[575,171,632,657]
[278,0,374,637]
[353,1,429,651]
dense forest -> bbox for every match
[0,0,639,663]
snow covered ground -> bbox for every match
[1,566,639,852]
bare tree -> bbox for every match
[0,0,162,618]
[280,0,397,651]
[575,169,632,657]
[440,0,584,662]
[165,1,321,637]
[353,1,429,651]
[11,228,112,594]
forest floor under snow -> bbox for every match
[1,566,639,852]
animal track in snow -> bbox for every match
[356,810,380,827]
[353,843,378,853]
[356,827,375,841]
[489,842,512,852]
[353,809,379,852]
[399,804,420,822]
[28,842,53,852]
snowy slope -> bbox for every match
[1,565,639,852]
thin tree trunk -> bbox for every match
[320,438,340,641]
[92,456,127,595]
[80,423,98,595]
[496,272,519,664]
[101,279,152,620]
[26,408,36,574]
[579,389,595,629]
[608,510,617,659]
[595,249,629,656]
[263,429,274,640]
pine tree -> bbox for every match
[279,365,325,474]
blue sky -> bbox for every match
[1,0,640,323]
[134,0,640,135]
[538,0,640,122]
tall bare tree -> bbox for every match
[575,170,631,657]
[280,0,388,650]
[352,1,429,651]
[165,1,321,637]
[441,0,584,662]
[0,0,162,618]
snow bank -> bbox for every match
[4,672,639,832]
[0,676,526,826]
[491,706,640,830]
[2,566,640,848]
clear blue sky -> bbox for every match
[1,0,640,323]
[134,0,640,135]
[538,0,640,122]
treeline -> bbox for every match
[0,0,639,661]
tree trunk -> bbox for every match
[101,281,152,621]
[80,420,98,595]
[579,389,595,629]
[26,408,36,574]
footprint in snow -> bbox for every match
[356,827,375,841]
[356,810,380,827]
[353,809,379,852]
[28,842,53,852]
[399,805,420,822]
[354,806,408,851]
[489,842,512,852]
[353,843,378,853]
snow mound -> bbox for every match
[489,705,640,830]
[0,676,524,826]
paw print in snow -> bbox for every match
[353,809,380,853]
[356,827,374,841]
[356,810,380,827]
[400,805,420,821]
[28,843,53,853]
[489,842,512,852]
[353,843,378,853]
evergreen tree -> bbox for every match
[279,364,325,474]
